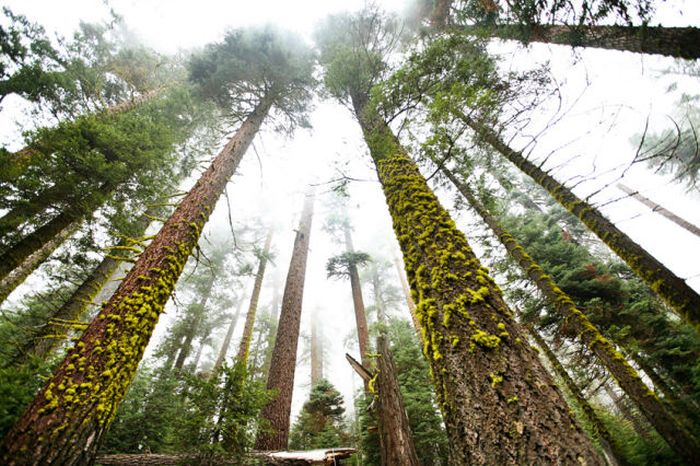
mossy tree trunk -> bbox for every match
[458,23,700,59]
[0,96,273,465]
[355,104,603,464]
[454,111,700,334]
[236,229,273,365]
[442,165,700,462]
[527,324,627,466]
[256,192,315,451]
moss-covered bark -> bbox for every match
[442,166,700,462]
[236,230,273,364]
[256,192,315,451]
[456,112,700,334]
[459,23,700,59]
[0,97,272,465]
[357,107,602,464]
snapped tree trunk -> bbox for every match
[256,192,315,451]
[442,165,700,462]
[454,111,700,333]
[212,300,244,375]
[617,183,700,239]
[355,102,602,465]
[236,229,273,364]
[459,23,700,59]
[0,96,273,466]
[173,276,216,372]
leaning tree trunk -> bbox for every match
[393,255,422,337]
[354,102,602,465]
[0,96,273,466]
[617,183,700,239]
[236,229,273,364]
[458,23,700,59]
[211,300,244,375]
[173,276,216,372]
[256,192,315,451]
[526,324,626,466]
[454,111,700,333]
[442,165,700,462]
[14,213,154,364]
[343,223,371,378]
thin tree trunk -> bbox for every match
[604,385,654,442]
[173,277,216,372]
[236,229,273,364]
[454,111,700,333]
[458,23,700,59]
[617,183,700,238]
[527,325,626,466]
[393,255,422,337]
[256,192,315,451]
[310,309,322,387]
[212,300,244,375]
[442,165,700,462]
[0,183,74,243]
[355,102,602,464]
[374,335,421,466]
[14,213,153,364]
[0,96,273,465]
[343,224,371,373]
[0,214,81,304]
[190,331,209,373]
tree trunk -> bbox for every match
[374,335,421,466]
[442,165,700,462]
[0,96,273,465]
[393,255,422,337]
[355,103,602,464]
[256,192,315,451]
[617,183,700,239]
[14,213,153,364]
[212,300,244,375]
[460,23,700,59]
[310,309,323,387]
[343,224,371,378]
[236,229,273,364]
[604,385,653,442]
[454,111,700,333]
[0,183,74,244]
[173,276,216,372]
[527,325,626,466]
[0,213,81,304]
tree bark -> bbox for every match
[442,165,700,462]
[527,325,626,466]
[455,111,700,334]
[212,300,244,375]
[236,229,273,364]
[0,96,273,465]
[173,276,216,372]
[459,23,700,59]
[355,103,603,464]
[256,192,315,451]
[617,183,700,239]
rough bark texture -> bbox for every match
[527,325,626,466]
[374,335,421,466]
[617,183,700,239]
[0,97,272,466]
[256,192,315,451]
[0,214,81,304]
[356,105,602,464]
[236,229,273,364]
[463,23,700,59]
[443,165,700,462]
[457,112,700,333]
[343,224,371,374]
[212,300,243,374]
[173,276,216,372]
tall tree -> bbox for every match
[256,191,315,451]
[316,9,603,464]
[212,300,244,375]
[236,229,273,365]
[0,27,314,465]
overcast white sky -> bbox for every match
[2,0,700,427]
